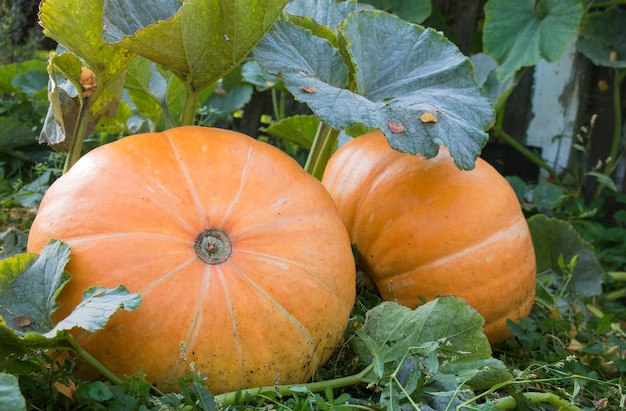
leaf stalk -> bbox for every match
[491,125,561,184]
[215,363,375,406]
[304,122,340,179]
[489,392,584,410]
[65,336,124,386]
[63,99,93,173]
[180,81,200,126]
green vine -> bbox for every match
[304,122,341,180]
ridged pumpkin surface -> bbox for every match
[321,131,535,344]
[27,126,356,393]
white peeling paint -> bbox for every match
[525,40,584,180]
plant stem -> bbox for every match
[587,0,626,8]
[63,100,92,173]
[180,82,200,126]
[608,271,626,282]
[271,88,286,122]
[602,68,625,177]
[65,336,124,386]
[491,125,561,184]
[592,68,625,201]
[490,392,583,410]
[215,363,374,406]
[304,122,340,179]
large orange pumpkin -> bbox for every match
[27,126,356,393]
[321,131,536,345]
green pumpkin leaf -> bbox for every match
[286,0,372,29]
[12,70,49,97]
[0,317,26,365]
[103,0,288,94]
[0,60,48,94]
[0,228,28,260]
[201,69,254,126]
[0,373,26,411]
[587,171,618,192]
[48,285,141,338]
[254,10,493,169]
[0,118,37,152]
[528,214,604,297]
[577,9,626,69]
[264,115,320,149]
[39,0,135,148]
[102,0,183,41]
[241,60,281,91]
[0,240,71,336]
[123,56,188,130]
[0,240,141,347]
[360,0,432,23]
[471,53,517,111]
[39,0,136,75]
[39,53,83,150]
[532,182,566,211]
[483,0,584,81]
[353,298,510,391]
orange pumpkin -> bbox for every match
[27,126,356,393]
[321,131,536,345]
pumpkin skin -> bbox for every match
[27,126,356,393]
[321,131,536,345]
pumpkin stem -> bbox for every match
[304,122,341,180]
[194,229,232,264]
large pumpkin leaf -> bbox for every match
[123,56,189,131]
[254,10,493,170]
[0,373,26,411]
[46,285,141,338]
[39,0,136,76]
[471,53,517,111]
[265,114,320,149]
[359,0,432,23]
[0,60,48,94]
[102,0,288,94]
[0,240,141,343]
[0,118,37,152]
[0,240,71,336]
[39,53,83,150]
[354,299,510,393]
[483,0,584,81]
[38,0,135,148]
[576,8,626,69]
[285,0,372,29]
[528,214,604,298]
[0,228,28,260]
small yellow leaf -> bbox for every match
[420,112,437,123]
[54,379,77,400]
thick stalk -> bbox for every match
[62,100,93,173]
[304,122,340,179]
[215,363,375,406]
[592,68,625,201]
[66,337,124,386]
[271,88,286,122]
[490,392,584,410]
[180,81,200,126]
[491,126,561,184]
[602,68,625,177]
